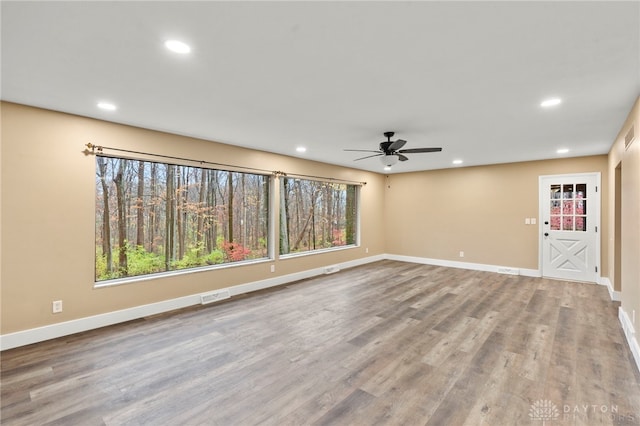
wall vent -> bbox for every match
[625,125,635,150]
[496,267,520,276]
[200,289,230,305]
[324,265,341,275]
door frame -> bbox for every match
[538,172,601,282]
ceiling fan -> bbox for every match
[345,132,442,167]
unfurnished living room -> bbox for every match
[1,1,639,425]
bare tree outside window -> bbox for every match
[279,178,357,255]
[95,157,269,281]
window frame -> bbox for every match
[94,155,271,286]
[278,176,361,258]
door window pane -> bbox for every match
[562,216,574,231]
[549,182,588,232]
[563,200,574,215]
[562,184,574,199]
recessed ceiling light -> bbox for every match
[165,40,191,54]
[541,98,562,108]
[452,159,463,165]
[296,147,307,153]
[97,102,117,111]
[383,166,392,171]
[557,148,569,154]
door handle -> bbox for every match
[544,232,549,237]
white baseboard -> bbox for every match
[598,277,621,302]
[0,255,384,351]
[619,307,640,374]
[385,254,540,278]
[0,253,622,351]
[226,254,384,297]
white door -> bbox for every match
[540,173,600,282]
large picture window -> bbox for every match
[95,157,269,281]
[279,177,358,255]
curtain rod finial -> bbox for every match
[85,143,103,154]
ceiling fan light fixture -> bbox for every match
[380,154,398,167]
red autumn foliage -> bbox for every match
[222,241,251,262]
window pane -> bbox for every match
[576,200,586,215]
[550,216,561,230]
[550,184,561,199]
[562,200,574,215]
[562,184,574,199]
[562,216,574,231]
[550,200,561,216]
[95,157,269,281]
[575,216,587,232]
[280,178,358,255]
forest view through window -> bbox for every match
[95,157,269,281]
[279,178,357,255]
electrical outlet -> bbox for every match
[52,300,63,313]
[270,264,275,273]
[459,251,464,258]
[365,247,369,254]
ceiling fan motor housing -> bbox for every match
[380,141,394,153]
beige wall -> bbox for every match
[0,102,385,334]
[607,96,640,331]
[384,156,609,271]
[3,99,637,343]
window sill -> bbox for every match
[278,244,358,261]
[94,257,272,289]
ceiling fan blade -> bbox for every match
[397,147,443,153]
[354,153,383,161]
[344,149,382,153]
[397,154,409,162]
[389,139,407,151]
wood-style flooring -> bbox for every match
[2,260,640,425]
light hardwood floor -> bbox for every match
[2,260,640,425]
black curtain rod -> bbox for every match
[84,143,366,186]
[85,143,274,175]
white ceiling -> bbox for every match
[2,1,639,174]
